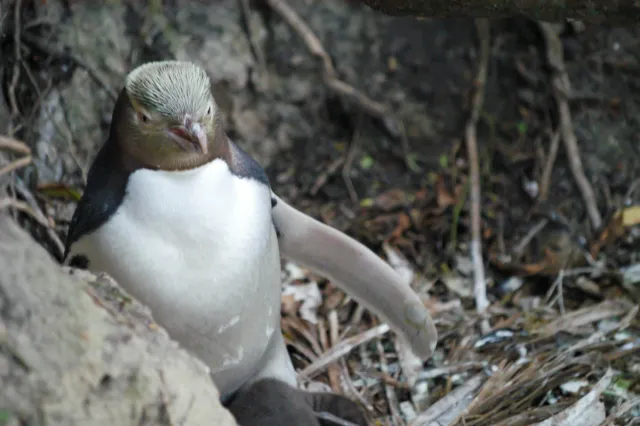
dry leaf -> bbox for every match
[389,213,412,240]
[374,188,411,211]
[442,274,473,299]
[534,299,633,336]
[409,373,487,426]
[282,282,322,324]
[436,175,456,209]
[591,205,640,257]
[531,368,613,426]
[281,293,297,316]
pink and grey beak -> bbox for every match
[165,114,208,155]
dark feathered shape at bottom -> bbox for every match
[225,378,369,426]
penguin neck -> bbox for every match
[111,123,232,175]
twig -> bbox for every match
[0,155,31,177]
[416,361,485,381]
[466,19,491,324]
[539,23,603,231]
[13,178,65,258]
[265,0,336,76]
[282,317,323,356]
[539,131,561,201]
[237,0,268,89]
[265,0,411,164]
[376,339,404,426]
[512,218,549,258]
[341,360,375,413]
[409,373,487,426]
[624,178,640,202]
[0,197,49,228]
[297,323,390,379]
[544,269,566,315]
[0,135,32,178]
[8,0,23,118]
[315,411,362,426]
[358,369,410,390]
[20,33,117,102]
[497,211,506,255]
[310,156,345,195]
[327,310,343,392]
[601,399,640,426]
[0,135,31,154]
[342,113,364,204]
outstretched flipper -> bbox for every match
[271,194,437,360]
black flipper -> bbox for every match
[64,140,130,261]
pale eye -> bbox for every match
[137,111,150,123]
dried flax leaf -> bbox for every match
[297,324,390,379]
[535,300,633,337]
[531,368,614,426]
[455,348,608,426]
[408,373,487,426]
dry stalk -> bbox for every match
[539,23,603,231]
[466,19,491,326]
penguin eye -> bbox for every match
[137,111,151,124]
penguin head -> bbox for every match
[112,60,226,171]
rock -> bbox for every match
[0,214,237,426]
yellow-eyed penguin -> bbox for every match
[64,60,437,401]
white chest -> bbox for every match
[72,160,283,392]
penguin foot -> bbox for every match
[224,378,369,426]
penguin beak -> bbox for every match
[165,115,208,155]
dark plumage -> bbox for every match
[225,379,369,426]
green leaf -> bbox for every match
[517,121,527,136]
[614,377,632,391]
[407,153,422,172]
[38,184,82,201]
[438,154,449,168]
[360,155,374,170]
[0,409,13,425]
[360,198,373,207]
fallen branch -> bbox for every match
[539,131,561,201]
[465,19,491,323]
[8,0,23,118]
[539,22,603,231]
[265,0,411,157]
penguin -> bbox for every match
[64,60,437,402]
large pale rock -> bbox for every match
[0,215,237,426]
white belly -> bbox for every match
[71,159,282,395]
